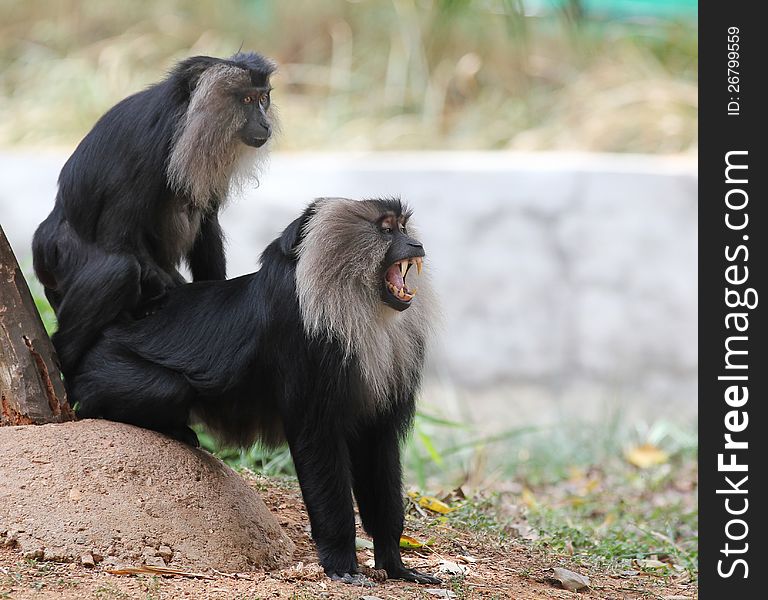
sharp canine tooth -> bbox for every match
[416,257,422,274]
[400,261,407,277]
[398,287,405,299]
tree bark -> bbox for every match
[0,225,73,425]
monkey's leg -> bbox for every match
[188,214,226,282]
[71,349,198,446]
[53,253,141,375]
[284,419,369,585]
[349,419,442,585]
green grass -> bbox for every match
[527,462,698,576]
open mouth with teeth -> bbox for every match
[383,256,423,311]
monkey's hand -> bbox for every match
[328,571,374,587]
[140,263,184,302]
[385,566,442,585]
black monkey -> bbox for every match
[68,198,440,585]
[32,52,277,375]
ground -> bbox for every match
[1,471,697,600]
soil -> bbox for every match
[0,421,697,599]
[0,420,293,572]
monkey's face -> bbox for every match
[236,86,274,147]
[294,198,428,319]
[378,213,425,312]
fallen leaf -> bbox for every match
[625,444,669,469]
[506,523,539,541]
[355,537,374,550]
[457,554,477,564]
[552,567,590,591]
[418,496,455,514]
[634,558,669,570]
[618,570,640,577]
[521,488,537,509]
[425,589,457,598]
[359,566,388,583]
[438,560,468,576]
[399,534,424,549]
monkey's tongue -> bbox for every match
[385,264,406,290]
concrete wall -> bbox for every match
[0,151,697,426]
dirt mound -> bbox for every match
[0,420,294,572]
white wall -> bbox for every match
[0,151,697,426]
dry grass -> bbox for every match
[0,0,697,152]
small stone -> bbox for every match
[23,548,44,560]
[552,567,590,592]
[157,545,173,562]
[143,555,165,568]
[81,553,95,568]
[43,547,66,561]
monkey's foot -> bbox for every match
[329,572,374,587]
[163,426,200,447]
[387,567,442,584]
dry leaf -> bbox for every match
[438,559,468,576]
[634,558,669,570]
[521,488,537,509]
[552,567,590,591]
[625,444,669,469]
[355,537,374,550]
[425,589,457,598]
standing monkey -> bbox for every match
[32,52,277,375]
[68,198,441,585]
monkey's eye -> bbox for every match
[242,96,253,104]
[259,92,271,108]
[379,215,396,234]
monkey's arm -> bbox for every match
[188,213,226,281]
[349,411,442,585]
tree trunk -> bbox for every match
[0,225,73,425]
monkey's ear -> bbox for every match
[279,204,317,256]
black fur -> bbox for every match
[32,52,275,376]
[68,201,439,585]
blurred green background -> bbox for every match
[1,0,696,152]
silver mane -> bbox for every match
[295,198,438,408]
